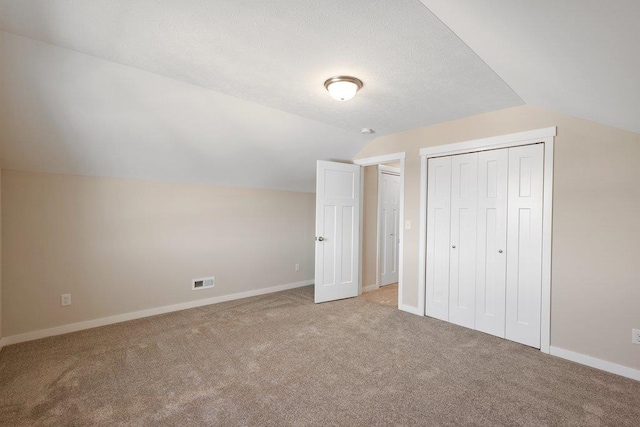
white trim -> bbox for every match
[419,127,556,157]
[400,304,423,316]
[417,154,428,317]
[354,152,406,167]
[358,166,365,296]
[0,279,313,348]
[550,346,640,381]
[540,138,554,354]
[418,127,556,353]
[362,284,380,293]
[397,158,405,309]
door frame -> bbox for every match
[354,152,406,310]
[418,127,556,353]
[377,165,401,288]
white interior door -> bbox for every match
[505,144,544,347]
[475,148,508,337]
[314,160,361,303]
[379,168,400,286]
[425,156,451,321]
[448,152,478,329]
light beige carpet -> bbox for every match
[1,285,638,426]
[361,283,398,308]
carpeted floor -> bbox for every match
[361,283,398,308]
[1,285,639,426]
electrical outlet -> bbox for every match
[61,294,71,307]
[295,263,300,272]
[632,329,640,345]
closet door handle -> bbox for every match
[498,249,503,253]
[451,245,456,249]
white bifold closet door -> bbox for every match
[505,144,544,347]
[448,153,478,329]
[425,144,544,348]
[475,149,509,338]
[425,156,452,322]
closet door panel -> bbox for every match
[506,144,544,348]
[475,149,508,338]
[426,156,452,321]
[449,152,478,329]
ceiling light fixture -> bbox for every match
[324,76,363,101]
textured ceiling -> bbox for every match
[0,32,369,192]
[420,0,640,134]
[2,1,637,194]
[0,0,522,136]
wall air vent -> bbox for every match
[192,276,215,290]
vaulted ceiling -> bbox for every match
[419,0,640,135]
[1,1,637,192]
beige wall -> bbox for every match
[362,166,378,288]
[1,170,315,337]
[354,105,640,370]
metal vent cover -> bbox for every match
[192,277,214,290]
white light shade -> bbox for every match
[327,81,358,101]
[324,76,363,101]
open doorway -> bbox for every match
[360,161,402,308]
[362,162,401,292]
[313,153,405,307]
[377,164,401,287]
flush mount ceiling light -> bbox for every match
[324,76,363,101]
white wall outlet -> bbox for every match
[61,294,71,307]
[632,329,640,345]
[295,263,300,272]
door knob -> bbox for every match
[498,249,503,253]
[317,236,325,241]
[452,245,456,249]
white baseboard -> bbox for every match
[362,284,379,293]
[549,346,640,381]
[400,304,423,316]
[0,279,313,349]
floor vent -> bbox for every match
[192,277,215,290]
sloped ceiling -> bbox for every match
[1,33,364,192]
[0,0,522,191]
[420,0,640,134]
